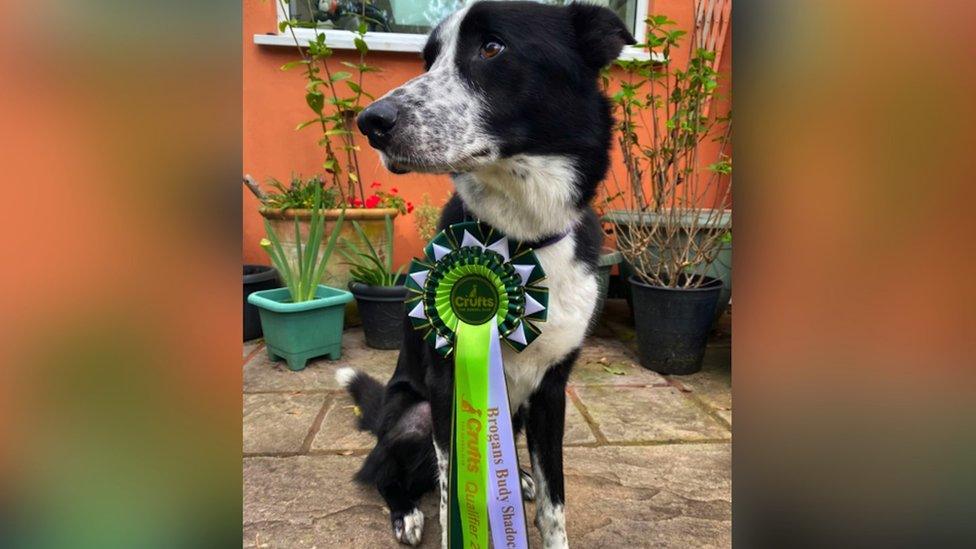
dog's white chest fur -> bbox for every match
[454,154,597,410]
[503,237,597,409]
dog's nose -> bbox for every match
[357,100,398,147]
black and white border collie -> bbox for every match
[336,2,635,547]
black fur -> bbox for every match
[347,2,632,545]
[451,2,635,207]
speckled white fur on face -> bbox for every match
[375,6,500,173]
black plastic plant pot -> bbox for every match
[348,281,409,350]
[244,265,279,342]
[629,275,723,375]
[589,248,623,332]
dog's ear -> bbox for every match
[568,2,638,71]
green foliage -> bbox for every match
[263,175,341,210]
[261,184,346,302]
[602,12,732,289]
[605,13,732,213]
[276,0,379,205]
[338,215,405,287]
[413,193,443,243]
[707,155,732,175]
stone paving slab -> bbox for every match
[243,443,730,548]
[514,395,597,448]
[668,345,732,420]
[243,393,327,455]
[244,331,398,394]
[243,310,732,547]
[244,455,440,548]
[564,399,598,445]
[560,444,731,548]
[244,338,263,360]
[717,409,731,425]
[573,385,730,443]
[311,391,599,453]
[665,345,732,428]
[312,394,378,452]
[573,336,667,387]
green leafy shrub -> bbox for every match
[263,175,341,210]
[338,215,404,287]
[413,193,442,243]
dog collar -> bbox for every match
[460,203,570,251]
[524,230,569,250]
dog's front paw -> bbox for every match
[392,508,425,546]
[520,469,537,501]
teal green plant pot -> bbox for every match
[247,285,354,371]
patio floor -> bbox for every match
[243,300,732,548]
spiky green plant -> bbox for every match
[338,214,404,287]
[260,183,346,302]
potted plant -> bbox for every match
[603,13,732,375]
[588,247,623,331]
[248,184,353,371]
[241,3,412,290]
[246,175,408,290]
[339,215,408,350]
[243,264,279,342]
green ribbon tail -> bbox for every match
[449,320,491,549]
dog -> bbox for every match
[336,2,635,547]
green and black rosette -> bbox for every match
[405,221,547,549]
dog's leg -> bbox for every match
[511,407,536,501]
[433,441,449,549]
[526,354,577,549]
[378,482,425,547]
[428,362,454,549]
[368,430,435,547]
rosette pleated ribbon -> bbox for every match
[405,221,549,549]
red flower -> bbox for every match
[365,194,381,208]
[390,187,398,194]
[370,181,382,188]
[407,202,414,214]
[350,197,363,207]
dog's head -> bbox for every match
[357,1,636,175]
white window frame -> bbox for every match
[254,1,658,61]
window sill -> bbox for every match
[253,31,662,62]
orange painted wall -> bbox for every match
[243,0,731,267]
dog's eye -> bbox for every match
[479,40,505,59]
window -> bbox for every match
[256,0,650,60]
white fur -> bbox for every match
[376,5,499,174]
[395,508,425,547]
[532,454,569,549]
[334,367,357,389]
[520,469,537,501]
[455,155,597,411]
[454,155,583,241]
[434,442,450,549]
